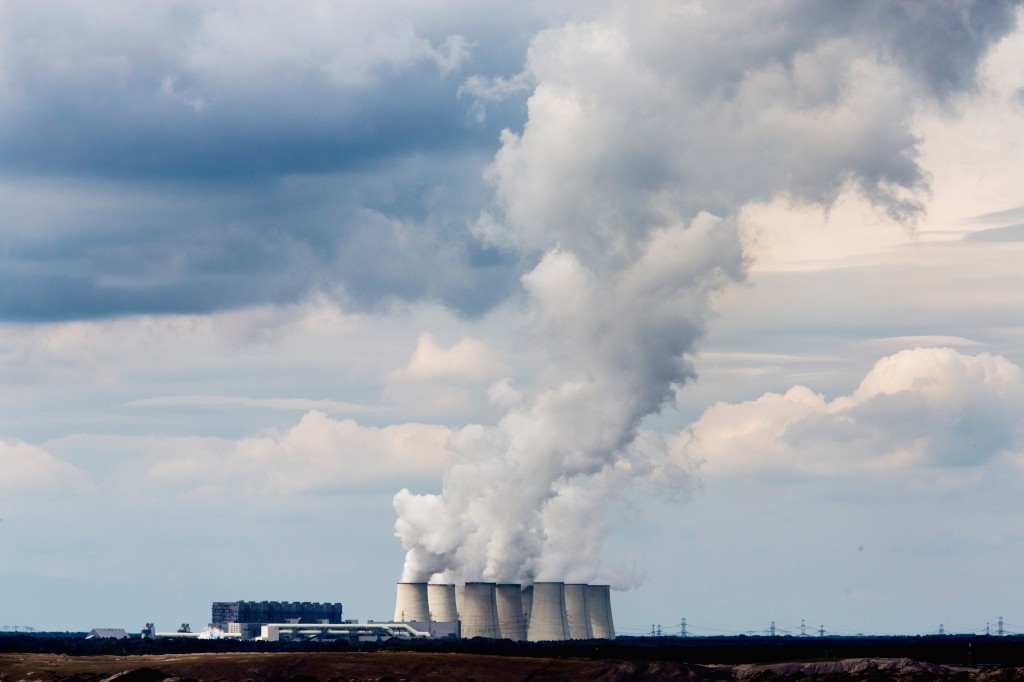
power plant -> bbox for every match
[136,583,612,643]
[394,580,615,642]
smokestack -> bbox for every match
[588,584,615,639]
[526,581,569,641]
[460,582,500,638]
[495,584,527,641]
[564,583,593,639]
[428,583,458,623]
[394,582,429,622]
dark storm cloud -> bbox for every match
[0,64,489,180]
[0,1,529,321]
[0,160,520,321]
[0,0,540,180]
[0,1,1017,323]
[849,0,1020,100]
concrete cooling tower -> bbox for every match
[564,583,593,639]
[588,584,615,639]
[495,583,527,641]
[526,581,569,641]
[394,582,429,622]
[460,582,500,638]
[427,583,458,623]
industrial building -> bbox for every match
[259,620,457,642]
[211,600,343,638]
[180,598,458,643]
[212,601,343,630]
[393,581,615,642]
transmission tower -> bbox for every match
[680,618,687,637]
[770,621,776,637]
[800,619,807,636]
[818,625,825,637]
[939,624,945,636]
[999,617,1005,636]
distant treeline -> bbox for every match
[2,633,1022,667]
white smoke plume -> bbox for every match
[393,1,1019,587]
[197,626,226,640]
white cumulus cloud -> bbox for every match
[0,440,90,498]
[149,411,453,495]
[687,348,1024,477]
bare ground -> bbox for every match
[2,652,1024,682]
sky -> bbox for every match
[2,0,1024,638]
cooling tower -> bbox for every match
[460,582,500,638]
[495,583,527,641]
[427,583,458,622]
[526,581,569,641]
[394,582,429,622]
[522,584,534,627]
[588,584,615,639]
[564,583,593,639]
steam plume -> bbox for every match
[393,1,1018,587]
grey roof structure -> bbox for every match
[86,628,129,639]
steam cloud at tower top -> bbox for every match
[393,1,1019,587]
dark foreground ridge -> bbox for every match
[3,635,1024,681]
[3,634,1024,667]
[1,651,1024,682]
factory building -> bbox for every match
[393,581,614,642]
[212,600,344,638]
[259,619,458,642]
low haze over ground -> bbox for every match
[2,1,1024,637]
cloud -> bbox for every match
[0,440,90,498]
[389,333,507,383]
[127,395,384,414]
[148,411,453,495]
[0,1,1016,324]
[0,160,521,320]
[687,348,1024,477]
[476,1,1019,259]
[0,1,489,179]
[965,223,1024,242]
[0,1,531,321]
